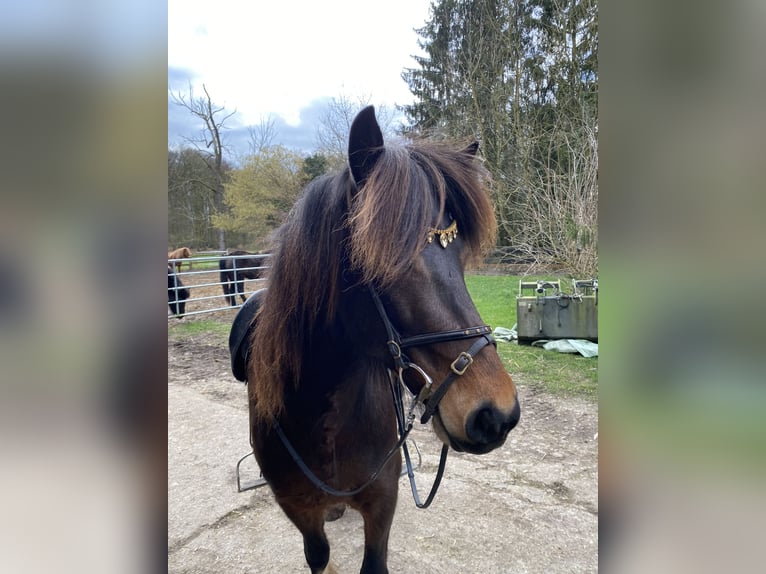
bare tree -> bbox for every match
[168,148,220,248]
[315,94,398,171]
[246,115,279,157]
[514,113,598,277]
[170,83,235,250]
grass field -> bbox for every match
[465,274,597,398]
[169,273,597,399]
[168,318,231,339]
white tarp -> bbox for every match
[531,338,598,358]
[493,326,598,358]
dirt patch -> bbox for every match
[168,328,598,573]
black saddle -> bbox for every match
[228,288,266,382]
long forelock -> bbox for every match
[348,141,495,287]
[348,146,440,287]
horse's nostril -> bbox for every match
[466,402,520,445]
[466,406,504,444]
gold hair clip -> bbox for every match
[427,220,458,248]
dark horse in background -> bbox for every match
[232,107,520,574]
[219,250,268,307]
[167,265,189,317]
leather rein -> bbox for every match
[273,283,495,508]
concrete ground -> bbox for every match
[168,334,598,573]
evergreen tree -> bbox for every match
[300,153,330,186]
[401,0,598,275]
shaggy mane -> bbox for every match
[249,139,496,421]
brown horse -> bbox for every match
[239,107,520,574]
[168,246,192,271]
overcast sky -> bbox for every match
[168,0,432,157]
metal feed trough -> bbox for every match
[516,279,598,344]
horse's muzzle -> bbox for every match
[447,400,520,454]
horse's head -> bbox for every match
[347,106,519,455]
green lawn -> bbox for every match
[185,255,222,270]
[168,318,230,342]
[466,274,597,399]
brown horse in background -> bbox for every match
[239,107,520,573]
[168,247,192,271]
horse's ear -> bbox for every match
[348,105,384,188]
[461,140,480,157]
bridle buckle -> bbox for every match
[450,352,473,375]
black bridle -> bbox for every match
[272,281,495,508]
[367,285,495,425]
[367,284,496,507]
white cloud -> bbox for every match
[168,0,430,128]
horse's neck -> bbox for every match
[289,322,388,406]
[283,285,389,413]
[291,357,395,443]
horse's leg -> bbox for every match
[225,278,235,307]
[237,279,247,303]
[356,479,398,574]
[278,502,333,574]
[169,279,179,316]
[220,270,232,307]
[227,284,236,307]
